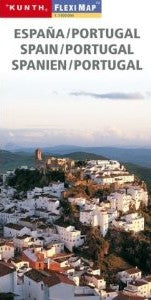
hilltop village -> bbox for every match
[0,149,151,300]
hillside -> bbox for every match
[0,150,107,172]
[63,151,107,161]
[66,153,151,192]
[0,150,34,172]
[13,145,151,168]
[125,163,151,193]
[1,150,151,192]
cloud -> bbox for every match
[146,91,151,97]
[8,131,15,137]
[70,91,145,100]
[1,127,151,149]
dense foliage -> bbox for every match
[107,229,151,274]
[61,198,151,277]
[0,294,14,300]
[7,169,65,192]
[126,163,151,193]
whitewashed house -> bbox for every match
[0,262,16,295]
[84,273,106,290]
[0,241,14,260]
[68,197,86,207]
[4,223,31,238]
[80,207,109,237]
[127,186,148,207]
[23,269,100,300]
[112,213,144,233]
[108,191,132,213]
[56,225,85,252]
[118,267,142,284]
[125,279,151,298]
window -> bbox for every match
[41,284,44,290]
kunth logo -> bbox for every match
[6,4,47,11]
[0,0,102,18]
[0,0,52,17]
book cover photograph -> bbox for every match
[0,0,151,299]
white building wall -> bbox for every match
[99,211,109,237]
[23,276,44,300]
[49,284,100,300]
[0,245,14,260]
[118,270,142,284]
[56,226,84,252]
[4,226,30,238]
[80,211,93,225]
[0,272,14,294]
[43,243,64,258]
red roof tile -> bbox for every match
[0,262,15,277]
[25,269,75,287]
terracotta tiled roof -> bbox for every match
[25,269,76,287]
[4,223,24,230]
[0,262,15,277]
[126,268,141,275]
[16,234,31,240]
[0,241,14,247]
[0,241,5,247]
[129,280,148,287]
[114,292,146,300]
[11,256,24,264]
[52,253,73,260]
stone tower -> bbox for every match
[35,148,42,161]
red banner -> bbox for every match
[0,0,52,17]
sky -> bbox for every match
[0,0,151,149]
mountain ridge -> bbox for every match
[10,145,151,168]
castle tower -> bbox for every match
[35,148,42,161]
